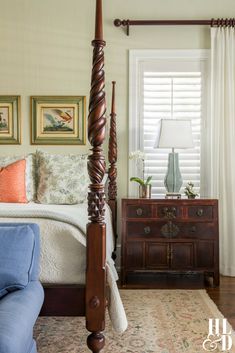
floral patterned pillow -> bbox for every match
[0,154,36,201]
[36,151,90,204]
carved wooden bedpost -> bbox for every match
[108,81,118,260]
[86,0,106,352]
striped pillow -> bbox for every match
[0,159,28,203]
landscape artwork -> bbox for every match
[42,107,75,133]
[0,106,10,133]
[31,96,86,145]
[0,96,21,144]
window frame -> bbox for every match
[129,49,210,197]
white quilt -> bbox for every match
[0,202,127,333]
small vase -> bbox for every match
[139,184,151,198]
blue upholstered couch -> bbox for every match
[0,223,44,353]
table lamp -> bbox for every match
[154,119,194,197]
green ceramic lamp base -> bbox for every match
[164,151,183,193]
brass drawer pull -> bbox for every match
[136,208,143,216]
[163,207,169,214]
[144,226,151,235]
[197,209,204,217]
[191,226,196,233]
[161,221,179,238]
[162,207,176,219]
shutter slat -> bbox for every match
[144,71,201,75]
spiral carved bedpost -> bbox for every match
[108,81,118,260]
[86,0,106,352]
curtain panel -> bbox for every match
[210,27,235,276]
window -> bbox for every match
[129,50,209,198]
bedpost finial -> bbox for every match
[95,0,103,41]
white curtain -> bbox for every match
[210,26,235,276]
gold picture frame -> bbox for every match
[0,96,21,144]
[31,96,86,145]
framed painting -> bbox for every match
[31,96,86,145]
[0,96,21,144]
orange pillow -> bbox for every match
[0,159,28,203]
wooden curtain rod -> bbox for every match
[114,18,235,36]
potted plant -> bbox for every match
[129,150,152,198]
[184,182,198,199]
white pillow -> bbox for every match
[36,151,90,204]
[0,154,36,201]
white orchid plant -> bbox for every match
[129,150,152,186]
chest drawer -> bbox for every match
[182,222,216,239]
[127,221,164,238]
[187,205,214,220]
[126,204,152,218]
[126,221,216,239]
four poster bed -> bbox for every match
[0,1,121,352]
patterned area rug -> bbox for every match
[34,289,235,353]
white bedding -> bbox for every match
[0,202,116,284]
[0,202,127,333]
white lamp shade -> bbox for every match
[154,119,194,149]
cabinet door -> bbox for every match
[125,242,144,269]
[171,243,194,269]
[145,242,170,269]
[196,241,214,268]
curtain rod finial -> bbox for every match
[114,19,130,35]
[114,19,121,27]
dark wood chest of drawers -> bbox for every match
[121,198,219,287]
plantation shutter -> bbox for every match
[141,63,203,198]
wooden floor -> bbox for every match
[207,276,235,329]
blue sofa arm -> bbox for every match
[0,223,44,353]
[0,281,44,353]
